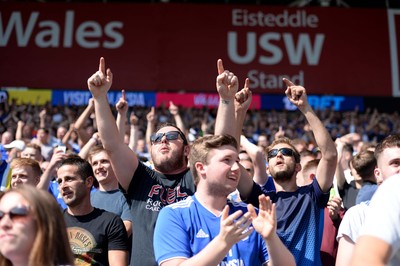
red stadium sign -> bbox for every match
[0,3,399,96]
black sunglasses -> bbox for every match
[267,148,295,160]
[0,206,30,222]
[150,131,187,145]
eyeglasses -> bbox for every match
[267,148,295,160]
[150,131,187,145]
[0,206,30,222]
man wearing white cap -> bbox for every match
[4,140,25,163]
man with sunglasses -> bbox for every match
[215,74,337,265]
[87,57,195,266]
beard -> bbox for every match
[152,146,187,173]
[270,164,296,182]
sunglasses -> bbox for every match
[150,131,187,145]
[267,148,295,160]
[0,206,30,222]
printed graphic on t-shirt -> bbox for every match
[146,185,188,212]
[67,227,100,265]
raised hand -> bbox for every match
[116,90,128,115]
[88,98,95,110]
[146,106,156,123]
[168,101,179,116]
[130,112,138,126]
[274,126,285,140]
[247,195,276,240]
[39,109,47,120]
[234,78,252,113]
[283,78,308,110]
[87,57,113,98]
[216,59,239,101]
[219,205,254,246]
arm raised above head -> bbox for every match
[283,78,337,193]
[87,57,137,191]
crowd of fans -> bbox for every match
[0,98,398,161]
[1,57,399,265]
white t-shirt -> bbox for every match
[359,174,400,266]
[337,200,369,243]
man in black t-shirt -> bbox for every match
[87,58,195,266]
[57,156,128,266]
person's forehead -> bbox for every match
[379,147,400,163]
[23,147,39,153]
[208,145,238,159]
[91,151,109,161]
[12,166,32,173]
[240,160,253,169]
[57,164,78,175]
[239,155,250,162]
[271,143,292,150]
[0,192,28,209]
[157,126,179,134]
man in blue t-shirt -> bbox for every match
[214,66,337,266]
[154,134,295,266]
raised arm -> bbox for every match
[334,138,347,190]
[115,90,129,142]
[240,135,268,186]
[214,59,238,137]
[87,57,137,191]
[73,98,95,145]
[79,132,101,160]
[128,112,139,151]
[37,148,68,190]
[39,109,46,129]
[283,78,337,193]
[214,60,253,199]
[234,78,252,144]
[15,121,24,140]
[145,106,156,149]
[169,101,187,137]
[61,123,76,151]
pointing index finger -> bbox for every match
[217,59,225,75]
[99,57,105,74]
[244,78,249,89]
[122,89,126,100]
[282,78,295,87]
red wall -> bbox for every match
[1,3,399,96]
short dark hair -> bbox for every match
[59,155,94,181]
[351,150,376,179]
[375,134,400,161]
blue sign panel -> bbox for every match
[261,95,364,111]
[52,90,156,107]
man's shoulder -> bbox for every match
[343,201,369,221]
[164,196,194,210]
[93,207,122,220]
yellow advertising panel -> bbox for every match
[6,88,52,105]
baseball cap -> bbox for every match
[4,140,26,151]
